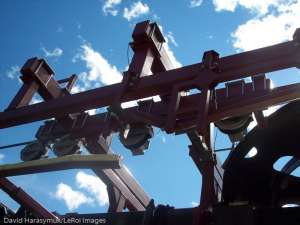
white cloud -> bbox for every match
[42,47,63,58]
[54,183,94,211]
[213,0,236,11]
[159,25,182,68]
[123,1,149,21]
[30,95,42,105]
[103,0,122,16]
[71,83,87,94]
[228,0,300,51]
[76,171,109,206]
[0,153,4,161]
[212,0,287,14]
[166,32,178,47]
[191,201,198,207]
[163,40,182,68]
[71,43,123,94]
[6,65,20,79]
[72,41,135,109]
[190,0,203,8]
[79,44,122,87]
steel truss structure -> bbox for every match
[1,20,300,225]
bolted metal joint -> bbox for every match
[126,71,140,87]
[20,57,54,84]
[132,20,165,45]
[215,114,253,143]
[202,50,220,72]
[119,123,154,156]
[107,104,123,121]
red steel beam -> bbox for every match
[0,38,299,129]
[208,82,300,122]
[44,81,300,139]
[0,177,57,219]
[85,136,150,211]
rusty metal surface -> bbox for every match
[0,35,299,129]
[223,100,300,206]
[30,80,300,143]
[0,20,300,224]
[187,131,223,212]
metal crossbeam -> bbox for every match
[0,37,299,129]
[0,154,121,177]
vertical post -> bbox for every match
[165,86,181,133]
[196,88,211,138]
[187,131,223,225]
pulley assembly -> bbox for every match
[119,123,154,155]
[20,142,48,161]
[215,114,253,143]
[52,135,81,157]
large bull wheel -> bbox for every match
[222,100,300,207]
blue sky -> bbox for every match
[0,0,300,214]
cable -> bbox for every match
[213,128,233,152]
[213,128,218,150]
[214,147,233,152]
[0,140,36,150]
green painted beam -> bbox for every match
[0,154,121,177]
